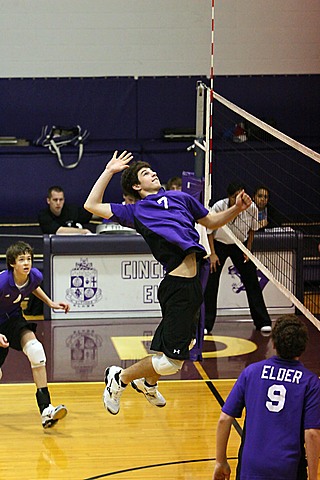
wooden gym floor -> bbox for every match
[1,314,320,479]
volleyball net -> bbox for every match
[195,82,320,329]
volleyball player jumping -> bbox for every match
[84,150,252,415]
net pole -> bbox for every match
[194,82,206,179]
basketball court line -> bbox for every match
[194,361,243,436]
[83,457,238,479]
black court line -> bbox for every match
[205,379,243,436]
[83,457,238,479]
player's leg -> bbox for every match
[0,348,8,381]
[130,275,200,406]
[104,354,170,415]
[21,328,67,428]
[103,275,201,415]
[103,356,158,415]
[130,353,184,407]
[103,354,183,414]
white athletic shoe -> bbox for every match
[260,325,272,334]
[131,378,166,407]
[41,404,68,429]
[103,366,125,415]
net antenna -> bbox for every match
[189,0,214,207]
[198,81,320,330]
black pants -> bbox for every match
[204,240,271,332]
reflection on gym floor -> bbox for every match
[3,315,320,384]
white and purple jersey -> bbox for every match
[223,355,320,480]
[0,268,43,323]
[110,189,209,273]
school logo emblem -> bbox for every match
[66,329,103,378]
[66,258,102,307]
[228,264,268,294]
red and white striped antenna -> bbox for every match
[204,0,215,208]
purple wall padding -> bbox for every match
[0,75,319,221]
[0,77,137,140]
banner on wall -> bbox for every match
[51,251,294,319]
[51,254,164,319]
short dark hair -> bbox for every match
[166,176,182,190]
[47,185,64,198]
[227,181,245,196]
[6,241,34,270]
[121,161,151,200]
[254,185,270,197]
[272,314,308,359]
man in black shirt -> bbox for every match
[38,186,92,234]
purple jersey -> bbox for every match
[0,268,43,322]
[110,189,208,272]
[222,355,320,480]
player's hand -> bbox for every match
[213,461,231,479]
[210,253,220,272]
[51,302,70,314]
[235,190,252,211]
[106,150,133,175]
[0,334,9,348]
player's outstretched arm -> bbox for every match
[84,150,133,219]
[32,286,70,313]
[199,190,252,231]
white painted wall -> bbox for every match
[214,0,320,75]
[0,0,319,78]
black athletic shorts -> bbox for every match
[0,310,37,367]
[150,274,203,360]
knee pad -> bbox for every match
[23,339,46,369]
[152,354,184,376]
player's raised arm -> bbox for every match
[198,190,252,230]
[84,150,133,219]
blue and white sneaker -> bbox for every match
[41,404,68,428]
[131,378,166,407]
[103,366,125,415]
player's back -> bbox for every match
[227,355,319,479]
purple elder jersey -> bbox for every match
[222,355,320,480]
[0,268,43,322]
[110,189,209,273]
